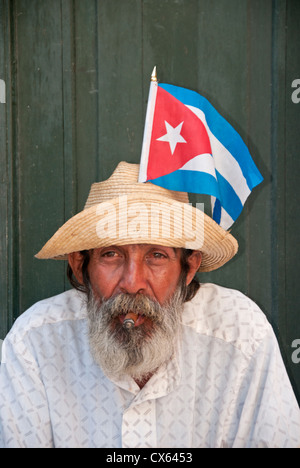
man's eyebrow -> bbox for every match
[149,246,178,254]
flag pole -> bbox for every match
[151,66,157,82]
[138,67,158,182]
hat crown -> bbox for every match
[84,161,189,210]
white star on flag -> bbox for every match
[157,121,187,155]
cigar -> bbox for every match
[123,312,138,330]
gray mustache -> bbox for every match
[104,293,163,323]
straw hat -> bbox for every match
[35,162,238,272]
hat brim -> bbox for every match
[35,193,238,272]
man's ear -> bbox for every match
[185,251,202,285]
[68,252,85,285]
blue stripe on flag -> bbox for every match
[150,169,243,223]
[149,170,220,200]
[215,170,244,221]
[159,84,263,191]
[212,198,221,224]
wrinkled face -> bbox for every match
[68,244,201,382]
[87,244,184,306]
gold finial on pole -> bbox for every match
[151,66,157,82]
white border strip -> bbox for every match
[139,81,158,182]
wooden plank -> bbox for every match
[194,0,250,293]
[284,0,300,402]
[96,0,144,182]
[0,0,9,338]
[142,0,200,88]
[245,1,274,321]
[0,0,17,337]
[61,0,77,222]
[73,0,99,211]
[72,0,144,211]
[61,0,77,291]
[13,0,66,313]
[270,0,288,337]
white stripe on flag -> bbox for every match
[179,153,217,179]
[220,208,235,230]
[218,206,235,230]
[187,105,251,205]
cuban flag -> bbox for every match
[139,75,263,230]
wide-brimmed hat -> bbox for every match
[35,162,238,272]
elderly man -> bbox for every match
[0,162,299,448]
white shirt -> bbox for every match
[0,283,299,448]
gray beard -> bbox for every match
[87,287,184,382]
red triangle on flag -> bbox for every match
[146,86,212,180]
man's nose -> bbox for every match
[118,258,148,295]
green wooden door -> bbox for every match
[1,0,299,403]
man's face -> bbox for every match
[68,244,201,382]
[87,244,183,307]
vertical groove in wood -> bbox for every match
[270,0,287,333]
[61,0,77,291]
[61,0,77,223]
[8,0,20,329]
[74,0,99,210]
[0,0,9,338]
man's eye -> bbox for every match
[146,251,169,265]
[101,251,120,259]
[153,252,166,259]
